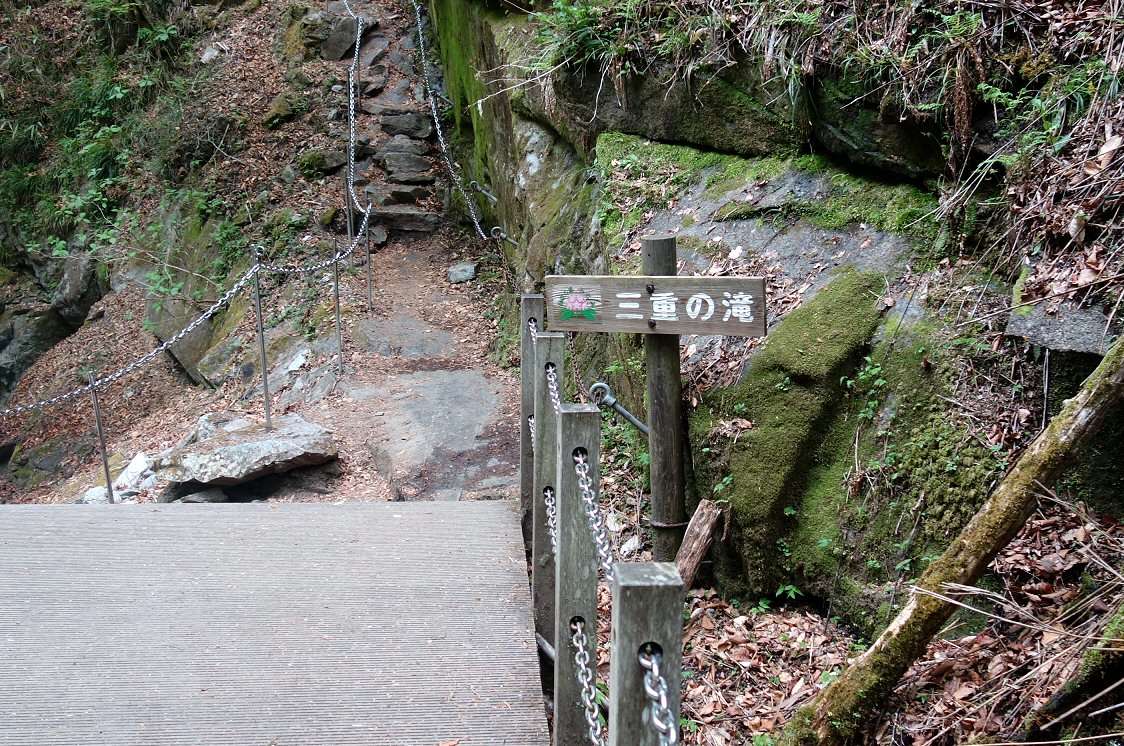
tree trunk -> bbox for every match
[782,339,1124,745]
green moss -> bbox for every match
[792,154,939,243]
[1051,351,1124,518]
[704,155,789,197]
[776,310,1010,635]
[691,269,885,596]
[262,91,306,129]
[428,0,496,184]
[593,131,744,246]
[296,148,344,179]
[671,73,805,156]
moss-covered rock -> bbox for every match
[262,91,306,130]
[784,315,1008,636]
[811,76,946,181]
[296,148,346,179]
[691,269,886,597]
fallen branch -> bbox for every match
[781,339,1124,745]
[675,498,723,588]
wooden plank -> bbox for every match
[0,502,549,745]
[643,235,687,561]
[554,404,601,746]
[609,562,684,746]
[674,498,723,588]
[520,294,545,544]
[532,332,565,648]
[544,274,767,337]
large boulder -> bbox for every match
[153,413,337,487]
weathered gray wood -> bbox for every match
[544,275,767,337]
[533,331,565,647]
[643,235,688,561]
[675,498,723,588]
[609,562,684,746]
[554,403,601,746]
[521,294,546,545]
[0,502,549,745]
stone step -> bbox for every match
[364,182,433,206]
[372,204,441,233]
[380,151,434,184]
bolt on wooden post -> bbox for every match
[554,403,601,746]
[642,234,687,561]
[609,562,684,746]
[532,331,565,647]
[520,294,545,544]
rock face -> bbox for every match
[153,413,337,488]
[320,16,376,61]
[355,317,453,358]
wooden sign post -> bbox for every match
[545,234,767,561]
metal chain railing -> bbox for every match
[254,208,371,275]
[545,363,563,414]
[1,0,378,420]
[640,649,679,746]
[0,264,261,418]
[543,486,559,553]
[408,0,488,240]
[574,451,616,582]
[570,619,608,746]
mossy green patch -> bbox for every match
[712,154,940,244]
[262,91,306,130]
[593,131,744,247]
[781,311,1009,635]
[691,269,885,596]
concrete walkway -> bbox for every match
[0,502,548,745]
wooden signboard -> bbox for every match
[544,275,767,337]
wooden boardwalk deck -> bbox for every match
[0,501,548,745]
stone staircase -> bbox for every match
[335,8,444,240]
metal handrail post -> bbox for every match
[87,373,115,505]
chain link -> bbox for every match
[527,414,535,453]
[1,2,377,420]
[574,452,615,582]
[639,650,679,746]
[528,317,538,344]
[545,363,563,414]
[570,620,607,746]
[544,487,562,550]
[409,0,488,240]
[254,209,371,276]
[0,264,260,419]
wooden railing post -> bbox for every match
[642,234,687,561]
[520,294,545,545]
[609,563,684,746]
[532,331,565,648]
[555,402,601,746]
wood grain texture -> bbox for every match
[520,294,545,544]
[554,404,601,746]
[532,332,565,647]
[643,236,687,561]
[544,275,767,337]
[674,499,723,588]
[609,563,685,746]
[0,502,548,745]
